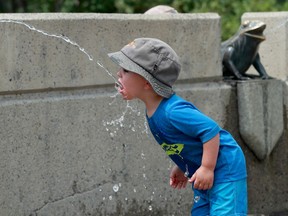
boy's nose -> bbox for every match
[117,70,122,77]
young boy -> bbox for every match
[108,38,247,216]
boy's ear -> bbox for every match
[144,81,152,90]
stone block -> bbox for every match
[0,13,221,93]
[242,12,288,80]
[237,79,284,160]
[285,81,288,127]
[0,81,234,215]
[0,12,287,216]
[0,88,194,215]
[175,81,235,129]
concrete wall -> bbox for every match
[0,13,287,216]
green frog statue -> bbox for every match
[221,20,271,80]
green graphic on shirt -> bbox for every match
[161,143,184,156]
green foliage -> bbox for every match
[171,0,281,39]
[1,0,288,40]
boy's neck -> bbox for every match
[143,94,164,118]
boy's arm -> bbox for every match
[189,133,219,190]
[202,133,219,171]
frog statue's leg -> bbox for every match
[222,46,249,80]
[251,54,271,79]
[243,54,272,79]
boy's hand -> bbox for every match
[188,165,214,190]
[169,165,188,189]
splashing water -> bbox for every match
[184,164,190,178]
[113,184,120,192]
[141,152,146,160]
[96,60,122,89]
[194,196,200,203]
[102,100,148,137]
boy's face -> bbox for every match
[117,68,148,100]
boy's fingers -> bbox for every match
[183,181,188,188]
[170,176,189,189]
[193,181,199,189]
[170,178,175,187]
[195,178,205,188]
[188,174,196,183]
[170,178,179,188]
[176,181,186,189]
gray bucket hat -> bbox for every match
[108,38,181,98]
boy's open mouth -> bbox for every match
[115,81,123,91]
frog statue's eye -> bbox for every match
[242,20,251,28]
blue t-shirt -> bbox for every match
[146,94,247,183]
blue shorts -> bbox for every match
[191,178,247,216]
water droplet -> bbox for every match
[184,164,189,177]
[194,196,200,203]
[113,184,119,192]
[133,188,137,193]
[148,205,153,211]
[109,195,113,200]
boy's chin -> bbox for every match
[121,94,134,101]
[122,95,132,100]
[119,89,130,100]
[119,91,129,100]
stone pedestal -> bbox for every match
[237,79,284,160]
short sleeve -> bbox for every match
[168,103,220,143]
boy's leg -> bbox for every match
[209,178,247,216]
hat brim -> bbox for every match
[108,51,173,98]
